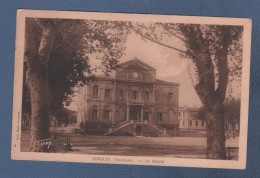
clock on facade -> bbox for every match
[132,72,138,78]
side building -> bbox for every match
[178,106,206,130]
[76,58,179,136]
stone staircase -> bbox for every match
[105,120,167,137]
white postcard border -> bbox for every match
[11,9,252,169]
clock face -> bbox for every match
[132,72,138,78]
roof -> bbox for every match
[90,58,179,87]
[117,58,156,71]
[93,76,179,86]
[156,79,179,86]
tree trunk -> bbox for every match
[25,22,56,151]
[206,102,226,159]
[27,60,50,151]
[193,54,227,159]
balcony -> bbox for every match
[128,98,144,104]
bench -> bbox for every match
[226,146,239,160]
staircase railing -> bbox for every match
[105,120,166,136]
[147,121,165,133]
[112,120,130,129]
[113,120,131,132]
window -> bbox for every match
[119,90,124,99]
[157,112,163,121]
[183,121,185,126]
[105,89,110,98]
[168,93,174,102]
[202,121,205,127]
[144,91,149,100]
[93,85,98,98]
[195,121,198,126]
[104,110,110,119]
[179,112,181,116]
[132,90,137,99]
[92,109,98,119]
[144,112,149,120]
[189,121,192,126]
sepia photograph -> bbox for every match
[12,9,251,169]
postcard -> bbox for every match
[12,9,251,169]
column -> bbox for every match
[126,104,129,121]
[141,106,143,121]
[98,106,101,121]
[112,81,116,125]
[152,84,155,123]
[110,111,113,125]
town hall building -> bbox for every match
[76,58,179,136]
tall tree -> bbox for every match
[24,18,128,151]
[129,23,243,159]
[25,19,56,151]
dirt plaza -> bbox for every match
[21,127,238,159]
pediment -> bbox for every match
[117,58,156,71]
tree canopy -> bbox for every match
[23,18,129,112]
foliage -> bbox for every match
[23,18,129,112]
[224,97,241,129]
[196,98,241,128]
[197,107,206,121]
[52,107,73,127]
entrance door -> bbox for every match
[135,125,142,136]
[129,105,141,120]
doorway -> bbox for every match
[129,105,141,120]
[135,125,143,136]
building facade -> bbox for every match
[76,58,179,134]
[178,106,206,130]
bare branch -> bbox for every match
[129,26,188,54]
[161,23,185,41]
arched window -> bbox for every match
[157,112,163,121]
[93,85,98,98]
[144,107,151,121]
[92,105,98,120]
[104,110,110,119]
[132,90,137,99]
[118,107,125,121]
[144,91,150,101]
[104,105,112,120]
[168,109,174,122]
